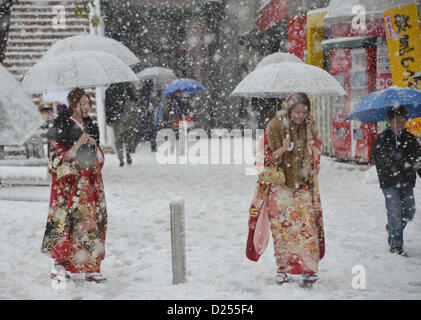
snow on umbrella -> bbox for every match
[0,64,44,145]
[344,86,421,123]
[162,78,205,96]
[22,50,138,94]
[42,91,69,105]
[137,67,177,83]
[41,34,139,66]
[230,62,347,98]
[255,52,303,69]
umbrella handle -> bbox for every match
[286,134,294,151]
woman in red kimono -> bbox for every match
[246,93,325,286]
[41,88,108,284]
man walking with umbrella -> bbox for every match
[161,78,205,133]
[370,106,421,256]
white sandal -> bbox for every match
[85,273,107,283]
[275,272,289,284]
[51,268,72,283]
[302,274,319,283]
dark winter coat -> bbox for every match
[105,83,137,125]
[370,127,421,189]
[51,111,100,169]
[161,95,188,130]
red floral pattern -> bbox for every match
[41,143,107,273]
[246,133,325,274]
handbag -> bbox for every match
[258,165,286,185]
[76,142,96,169]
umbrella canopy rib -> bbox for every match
[92,51,114,87]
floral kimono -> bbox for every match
[41,117,107,274]
[246,132,325,275]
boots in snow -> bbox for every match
[389,247,408,257]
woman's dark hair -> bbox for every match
[386,106,408,120]
[67,88,92,114]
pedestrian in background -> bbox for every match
[165,89,186,132]
[150,89,164,152]
[132,80,156,152]
[105,82,137,167]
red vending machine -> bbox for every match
[330,46,378,163]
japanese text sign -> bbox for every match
[384,4,421,89]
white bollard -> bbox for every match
[170,200,186,285]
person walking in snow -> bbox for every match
[41,88,108,284]
[246,92,325,286]
[105,82,137,167]
[132,80,157,152]
[150,89,164,152]
[162,89,186,133]
[370,106,421,257]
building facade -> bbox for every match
[322,0,421,162]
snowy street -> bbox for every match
[1,0,421,304]
[0,141,420,300]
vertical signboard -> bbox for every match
[384,4,421,136]
[306,10,327,68]
[350,48,366,159]
[376,36,393,133]
[376,36,394,91]
[330,49,351,160]
[384,4,421,89]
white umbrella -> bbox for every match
[22,50,139,94]
[0,64,44,145]
[41,34,139,66]
[256,52,303,69]
[137,67,177,83]
[42,91,69,105]
[231,62,347,98]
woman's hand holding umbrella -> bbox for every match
[87,135,97,148]
[267,136,291,166]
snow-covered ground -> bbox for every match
[1,140,421,300]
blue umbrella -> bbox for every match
[345,86,421,123]
[162,78,205,96]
